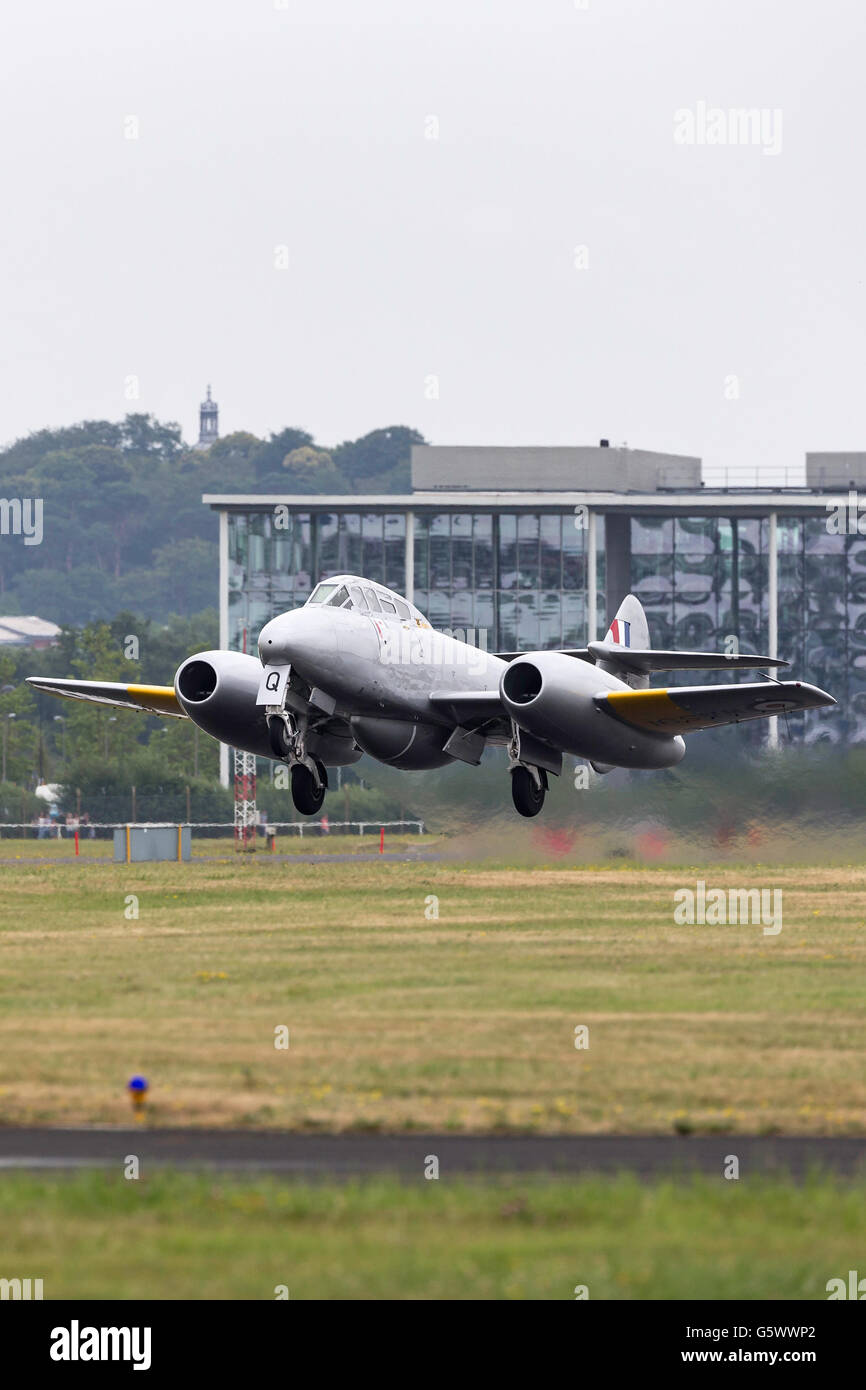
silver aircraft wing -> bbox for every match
[427,690,506,724]
[595,680,835,735]
[26,676,187,719]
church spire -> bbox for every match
[197,383,219,449]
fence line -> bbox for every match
[0,819,426,836]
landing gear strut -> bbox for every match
[510,765,546,817]
[267,711,328,817]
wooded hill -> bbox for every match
[0,414,423,624]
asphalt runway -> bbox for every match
[0,1128,863,1178]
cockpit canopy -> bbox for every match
[306,575,428,625]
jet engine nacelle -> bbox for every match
[175,650,361,765]
[175,650,278,759]
[499,651,685,770]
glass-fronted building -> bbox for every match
[205,444,866,772]
[221,506,597,654]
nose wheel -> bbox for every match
[510,765,546,817]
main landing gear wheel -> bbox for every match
[511,766,545,818]
[291,762,326,816]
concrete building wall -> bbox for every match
[806,453,866,490]
[411,445,702,493]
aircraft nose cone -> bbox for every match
[258,607,331,676]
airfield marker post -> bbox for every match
[127,1075,149,1120]
[380,826,384,854]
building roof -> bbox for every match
[203,489,840,518]
[0,615,62,645]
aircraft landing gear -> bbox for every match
[510,765,546,818]
[268,715,292,760]
[290,761,327,816]
[267,711,329,817]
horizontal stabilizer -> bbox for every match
[494,649,592,664]
[596,680,835,736]
[26,676,187,719]
[587,641,788,674]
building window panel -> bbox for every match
[430,514,451,590]
[362,512,385,582]
[339,514,362,576]
[384,513,405,591]
[452,536,473,591]
[474,590,494,642]
[425,589,451,629]
[517,591,540,648]
[561,512,585,592]
[497,592,517,650]
[473,513,494,590]
[413,513,430,593]
[539,591,562,648]
[229,513,248,568]
[540,514,562,589]
[318,513,340,577]
[806,555,846,621]
[271,573,294,608]
[806,516,844,555]
[676,516,716,554]
[517,513,540,589]
[451,590,473,628]
[632,517,673,555]
[499,515,517,590]
[561,592,586,647]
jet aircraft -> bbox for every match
[28,578,835,817]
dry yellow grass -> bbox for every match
[0,849,863,1133]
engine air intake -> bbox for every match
[502,661,542,705]
[177,659,217,703]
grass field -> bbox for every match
[1,1168,863,1299]
[0,838,864,1134]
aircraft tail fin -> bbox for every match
[592,593,789,686]
[604,594,649,651]
[597,594,650,684]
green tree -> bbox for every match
[253,428,315,482]
[333,426,423,491]
[0,654,38,784]
[60,622,144,768]
[280,446,348,493]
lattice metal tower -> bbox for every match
[233,748,257,852]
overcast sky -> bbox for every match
[1,0,863,481]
